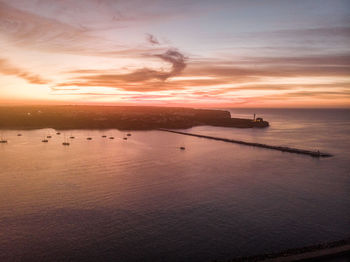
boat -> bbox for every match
[56,132,61,135]
[17,134,22,136]
[0,132,8,143]
[62,135,70,145]
[102,135,107,138]
[180,146,186,150]
[70,136,75,139]
[123,137,127,140]
[42,139,48,143]
[109,137,114,139]
[127,133,131,136]
[87,137,92,140]
[47,135,52,138]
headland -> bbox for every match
[0,105,269,130]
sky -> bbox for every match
[0,0,349,108]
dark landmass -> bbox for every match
[216,237,350,262]
[0,105,269,130]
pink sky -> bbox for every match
[0,0,349,107]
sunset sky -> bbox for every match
[0,0,349,107]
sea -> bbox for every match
[0,108,349,261]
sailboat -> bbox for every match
[0,132,7,143]
[62,134,70,146]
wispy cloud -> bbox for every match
[0,58,49,84]
[0,2,94,52]
[54,51,350,96]
[155,49,186,76]
[0,1,161,58]
[146,34,160,45]
[56,48,187,91]
[1,0,350,106]
[187,53,350,78]
[266,26,350,39]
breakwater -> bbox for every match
[159,129,333,158]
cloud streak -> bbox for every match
[54,52,350,96]
[0,58,49,84]
[146,34,160,45]
[56,48,187,91]
[1,0,350,106]
[0,1,165,58]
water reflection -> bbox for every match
[0,109,349,261]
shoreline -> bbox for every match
[0,105,269,130]
[223,238,350,262]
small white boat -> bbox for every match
[0,132,8,143]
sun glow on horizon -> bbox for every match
[0,0,349,107]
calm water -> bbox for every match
[0,109,349,261]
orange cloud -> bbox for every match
[55,48,187,91]
[54,52,350,96]
[0,58,49,84]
